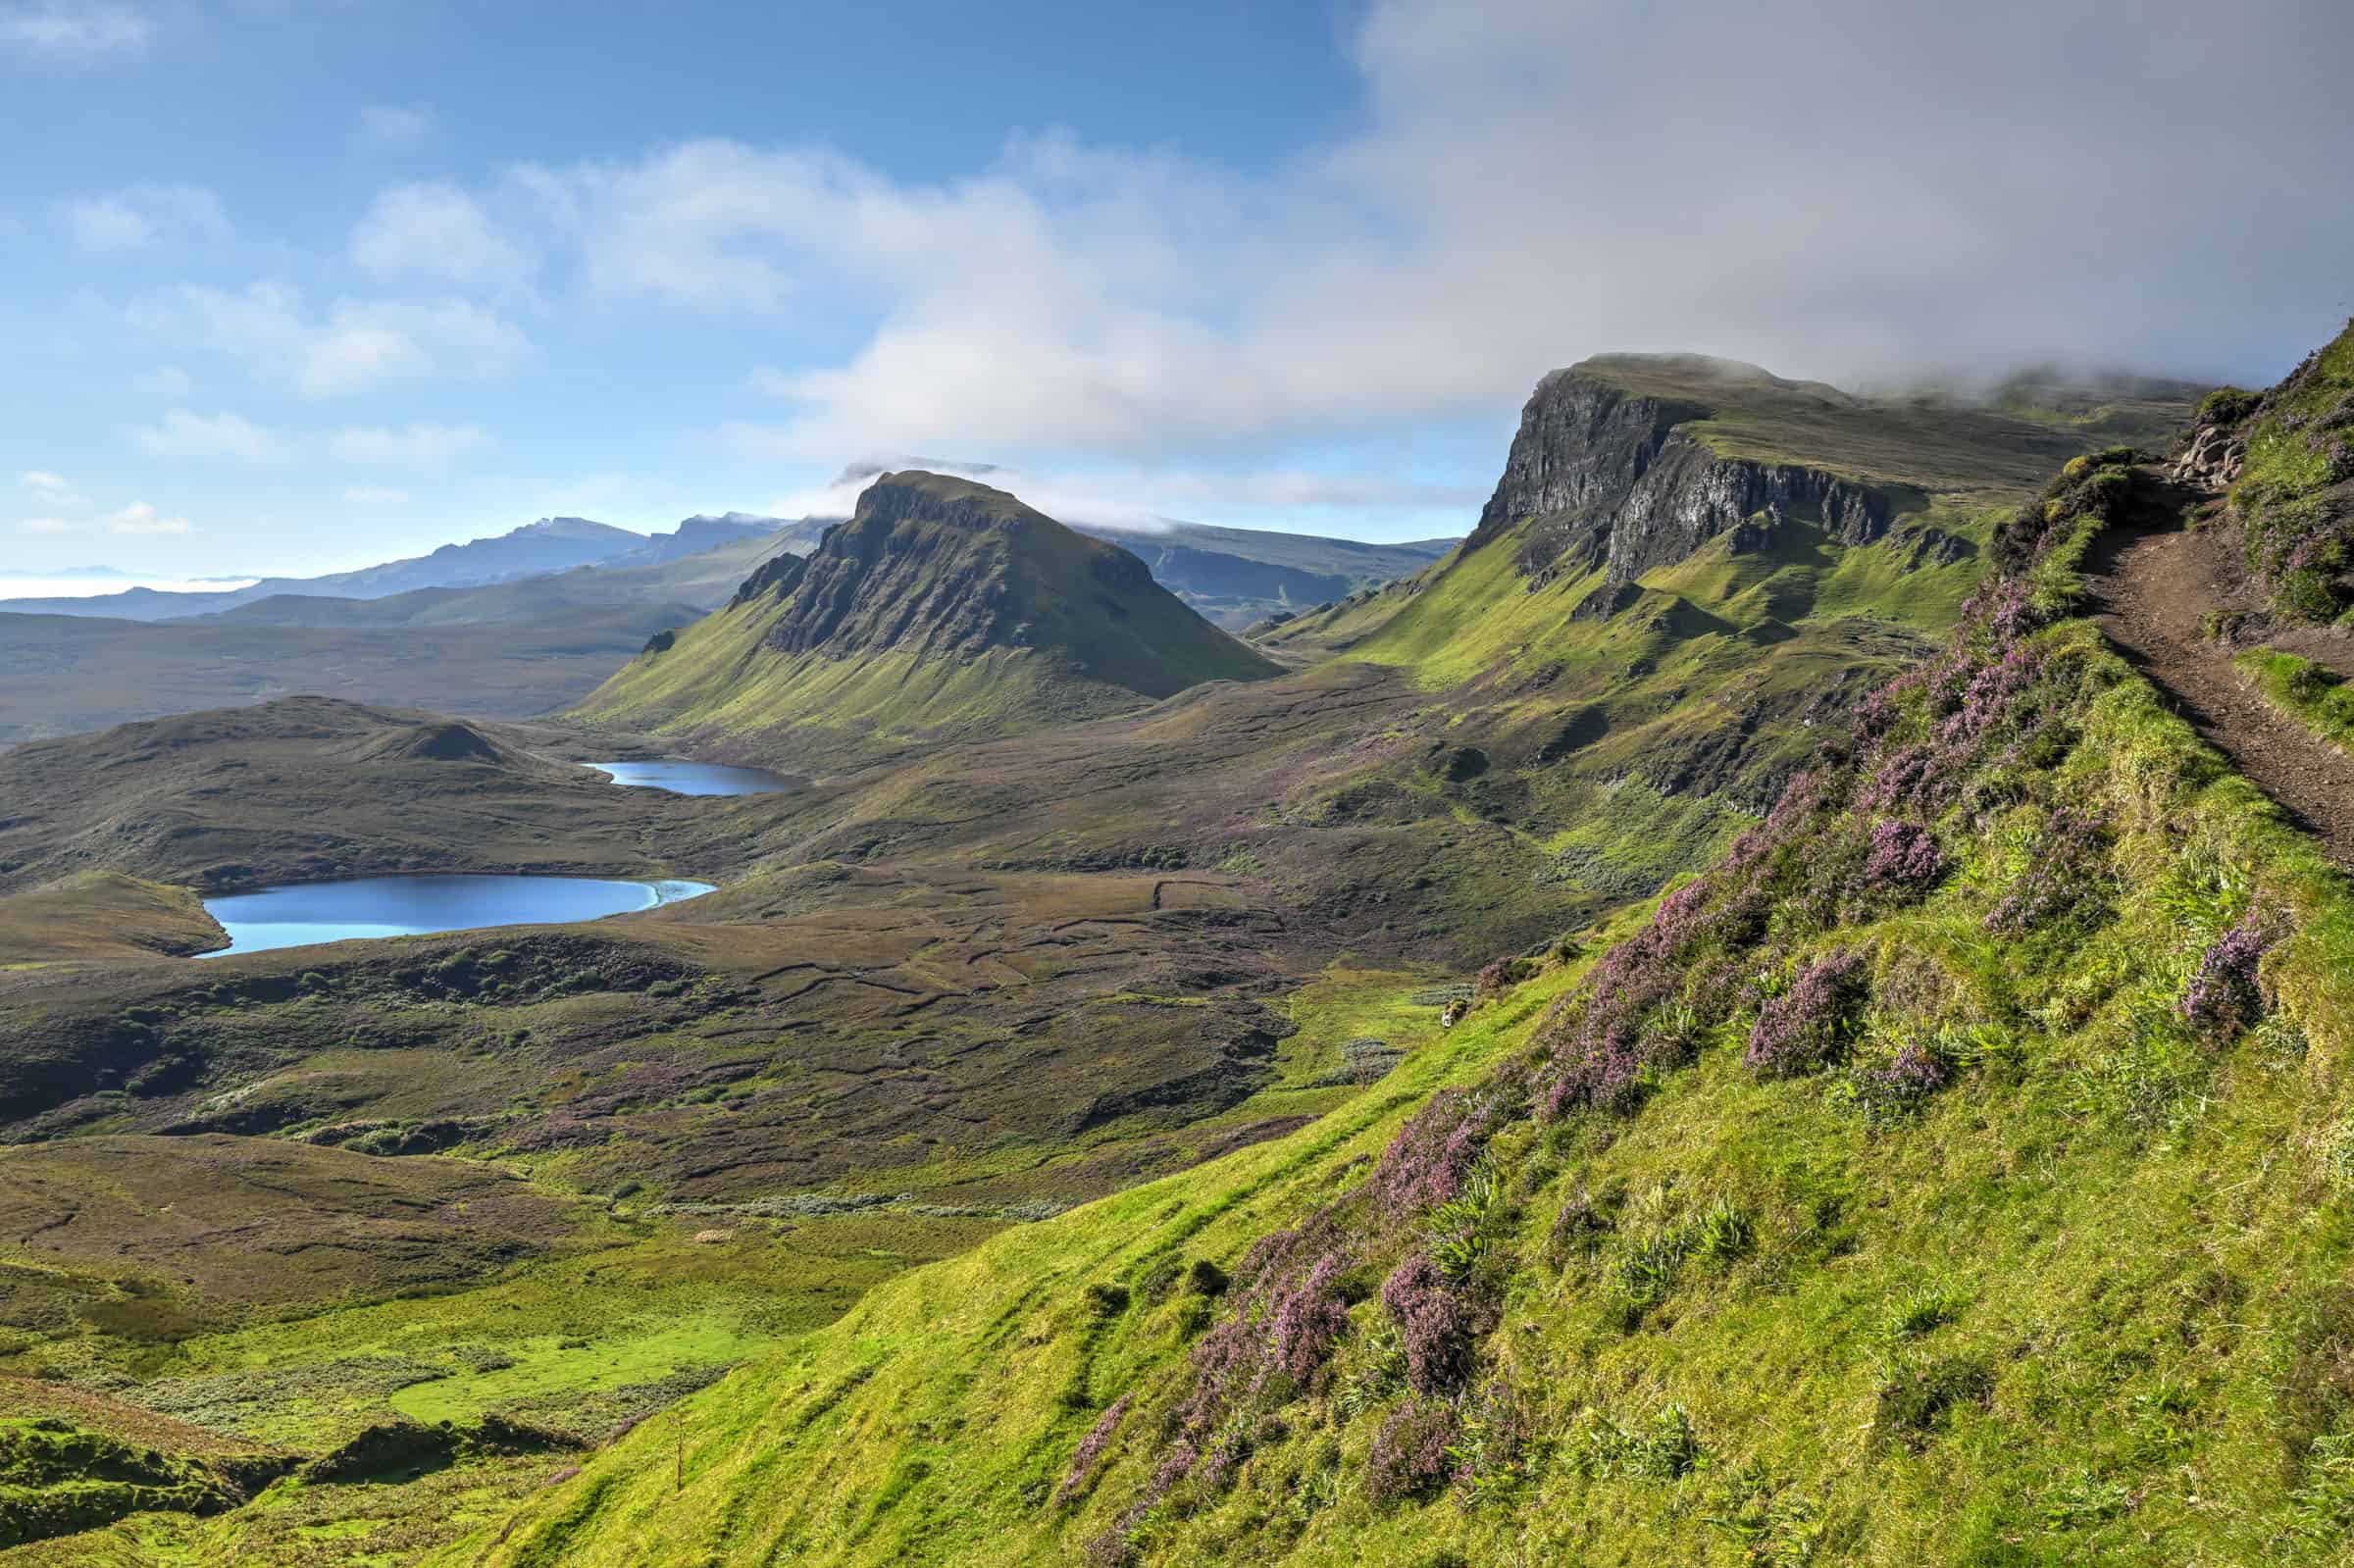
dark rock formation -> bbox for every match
[729,550,808,608]
[1463,367,1893,591]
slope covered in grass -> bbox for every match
[573,472,1279,771]
[443,430,2354,1568]
[2208,322,2354,626]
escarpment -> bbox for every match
[1465,358,1894,589]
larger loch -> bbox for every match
[585,760,796,795]
[201,875,714,956]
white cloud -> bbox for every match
[103,500,191,534]
[15,472,193,536]
[342,484,411,504]
[0,2,151,59]
[133,364,191,398]
[328,423,488,468]
[131,409,290,463]
[62,184,229,254]
[356,103,435,150]
[351,182,530,286]
[508,0,2351,462]
[21,470,84,506]
[126,280,529,396]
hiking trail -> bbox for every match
[2081,467,2354,864]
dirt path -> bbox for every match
[2081,473,2354,863]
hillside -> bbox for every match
[0,698,705,898]
[428,351,2354,1568]
[573,472,1282,770]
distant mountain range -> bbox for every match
[0,513,794,623]
[5,509,1459,632]
[0,497,1453,743]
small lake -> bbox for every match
[585,760,796,796]
[200,875,715,957]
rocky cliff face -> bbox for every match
[703,471,1279,698]
[752,476,1041,660]
[729,549,807,607]
[1464,367,1893,589]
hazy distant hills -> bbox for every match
[0,513,793,623]
[6,510,1456,632]
[0,527,808,743]
[1063,521,1455,628]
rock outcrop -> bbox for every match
[1463,360,1894,590]
[2172,418,2248,491]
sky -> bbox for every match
[3,0,2350,579]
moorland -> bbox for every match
[20,334,2354,1565]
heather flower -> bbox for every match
[1264,1251,1352,1386]
[1475,955,1536,996]
[1859,743,1944,814]
[1056,1393,1133,1503]
[1365,1395,1460,1505]
[1371,1090,1499,1217]
[2180,913,2274,1037]
[1533,869,1749,1117]
[1379,1252,1472,1394]
[1744,949,1870,1078]
[1862,820,1946,896]
[1148,1438,1198,1498]
[1878,1040,1951,1096]
[1764,768,1841,835]
[1232,1228,1299,1292]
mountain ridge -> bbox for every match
[573,471,1282,769]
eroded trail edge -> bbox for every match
[2082,473,2354,862]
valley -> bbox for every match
[1,340,2273,1562]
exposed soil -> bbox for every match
[2082,472,2354,862]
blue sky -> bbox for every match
[5,0,2349,578]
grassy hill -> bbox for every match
[0,698,710,898]
[573,472,1281,771]
[434,388,2354,1568]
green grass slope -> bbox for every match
[573,473,1279,771]
[440,436,2354,1568]
[2207,321,2354,626]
